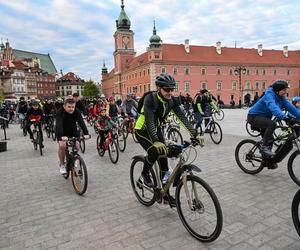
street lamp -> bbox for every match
[234,66,247,103]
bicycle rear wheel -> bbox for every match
[209,122,223,144]
[130,157,156,206]
[176,175,223,242]
[117,130,126,152]
[37,131,43,156]
[33,131,37,150]
[235,139,264,174]
[71,156,88,195]
[108,140,119,164]
[245,121,261,137]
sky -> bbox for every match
[0,0,299,82]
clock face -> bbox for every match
[122,36,129,46]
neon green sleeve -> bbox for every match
[197,103,203,113]
[210,101,218,111]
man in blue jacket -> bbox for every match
[247,80,300,158]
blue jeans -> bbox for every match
[194,112,203,131]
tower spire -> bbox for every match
[121,0,124,9]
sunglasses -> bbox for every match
[162,88,174,93]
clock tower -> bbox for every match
[113,0,136,74]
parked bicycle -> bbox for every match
[96,127,119,164]
[235,121,300,185]
[62,136,90,195]
[130,139,223,242]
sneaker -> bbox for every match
[141,172,154,188]
[163,195,176,208]
[59,165,67,175]
[41,143,44,149]
[260,145,275,158]
[267,163,278,169]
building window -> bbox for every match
[161,67,166,74]
[298,81,300,88]
[201,68,206,75]
[184,67,190,75]
[143,70,146,76]
[184,82,190,92]
[232,81,237,90]
[201,82,207,90]
[229,69,233,75]
[173,67,178,75]
[262,69,266,75]
[144,85,146,92]
[217,68,221,75]
[148,69,150,75]
[255,81,259,89]
[246,69,250,75]
[262,81,266,90]
[274,69,277,75]
[256,69,259,75]
[245,81,251,90]
[217,81,222,90]
[287,69,290,75]
[175,81,179,92]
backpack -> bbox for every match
[137,91,159,114]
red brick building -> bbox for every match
[101,1,300,104]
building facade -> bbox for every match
[101,1,300,104]
[56,72,85,97]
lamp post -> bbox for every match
[234,66,246,104]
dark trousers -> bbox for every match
[247,115,276,145]
[135,129,168,179]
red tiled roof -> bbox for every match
[125,52,149,71]
[161,44,300,66]
[58,72,83,81]
[11,60,27,70]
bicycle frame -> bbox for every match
[202,116,214,131]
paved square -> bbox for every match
[0,109,299,249]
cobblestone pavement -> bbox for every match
[0,109,300,250]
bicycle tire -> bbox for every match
[37,131,43,156]
[79,137,85,154]
[23,126,27,136]
[288,150,300,186]
[132,129,139,143]
[118,130,126,152]
[33,131,37,150]
[71,156,88,195]
[245,121,261,137]
[122,124,129,139]
[235,139,264,174]
[46,126,51,138]
[108,140,119,164]
[209,122,223,144]
[96,135,105,157]
[213,110,224,121]
[176,175,223,242]
[51,125,56,141]
[130,157,156,206]
[292,189,300,237]
[167,127,183,145]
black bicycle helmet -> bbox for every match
[272,80,289,92]
[155,73,176,89]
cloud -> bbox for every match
[0,0,299,82]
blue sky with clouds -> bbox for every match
[0,0,299,82]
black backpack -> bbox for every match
[137,91,159,114]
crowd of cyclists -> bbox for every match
[2,73,300,241]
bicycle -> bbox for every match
[30,120,43,156]
[130,139,223,242]
[44,114,55,139]
[235,122,300,185]
[200,115,223,144]
[122,114,138,142]
[212,109,224,121]
[291,189,300,237]
[96,127,119,164]
[62,137,89,195]
[161,119,183,145]
[19,113,27,136]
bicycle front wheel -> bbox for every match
[209,122,223,144]
[130,157,156,206]
[79,137,85,154]
[245,121,261,137]
[292,189,300,237]
[37,131,43,156]
[176,175,223,242]
[167,127,183,145]
[235,139,264,174]
[213,110,224,121]
[118,130,126,152]
[288,150,300,186]
[108,140,119,164]
[71,156,88,195]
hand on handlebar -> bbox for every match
[284,117,299,126]
[61,136,68,141]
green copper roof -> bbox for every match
[13,49,57,74]
[149,20,161,45]
[116,0,131,30]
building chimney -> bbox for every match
[184,39,190,53]
[216,41,221,55]
[283,46,288,58]
[257,44,263,56]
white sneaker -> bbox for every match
[59,165,67,175]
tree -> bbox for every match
[0,87,4,102]
[82,80,99,98]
